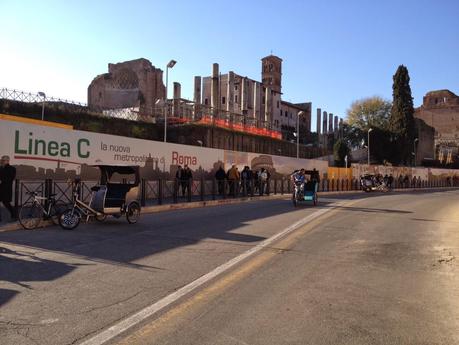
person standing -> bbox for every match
[0,155,17,221]
[240,166,253,196]
[181,165,193,197]
[388,174,394,189]
[175,165,183,197]
[227,165,240,196]
[215,166,226,195]
[258,168,268,196]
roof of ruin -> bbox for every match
[425,89,458,98]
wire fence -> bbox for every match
[0,88,86,107]
[1,88,304,140]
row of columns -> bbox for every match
[193,62,273,125]
[316,108,344,148]
[316,108,343,135]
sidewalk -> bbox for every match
[1,187,457,233]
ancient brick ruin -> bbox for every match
[415,89,459,163]
[87,58,165,115]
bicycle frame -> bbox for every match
[68,194,104,222]
[29,195,54,217]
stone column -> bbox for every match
[227,71,234,114]
[211,63,219,118]
[329,113,333,133]
[241,77,248,115]
[173,82,181,118]
[316,108,321,134]
[334,115,339,137]
[193,76,201,120]
[322,111,328,134]
[252,81,259,122]
[264,87,271,125]
[322,111,328,148]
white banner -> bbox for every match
[0,119,328,181]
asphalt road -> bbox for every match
[1,190,459,345]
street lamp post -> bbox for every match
[164,60,177,142]
[296,111,305,159]
[367,128,373,166]
[414,138,419,167]
[38,92,46,121]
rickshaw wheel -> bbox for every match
[126,203,140,224]
[50,200,67,225]
[59,209,81,230]
[96,214,107,222]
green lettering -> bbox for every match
[60,143,70,157]
[34,139,46,155]
[48,141,59,156]
[28,133,33,153]
[14,130,27,154]
[77,139,90,158]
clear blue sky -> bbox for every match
[1,0,458,131]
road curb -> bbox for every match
[1,187,458,233]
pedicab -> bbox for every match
[292,170,320,207]
[59,165,141,230]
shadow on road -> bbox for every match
[0,288,18,307]
[0,198,310,302]
[0,246,82,307]
[0,193,422,304]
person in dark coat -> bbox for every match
[175,165,183,197]
[0,155,17,221]
[388,174,394,189]
[240,166,253,195]
[180,165,193,197]
[215,166,226,195]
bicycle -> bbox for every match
[18,191,67,230]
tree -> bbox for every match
[346,96,392,131]
[368,127,396,164]
[342,123,365,149]
[333,139,351,167]
[389,65,415,164]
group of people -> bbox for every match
[369,174,429,189]
[397,174,423,188]
[374,174,394,188]
[214,165,270,196]
[0,155,17,222]
[175,165,193,196]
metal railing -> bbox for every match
[8,177,458,213]
[0,88,86,107]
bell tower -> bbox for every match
[261,55,282,93]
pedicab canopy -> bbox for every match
[91,165,140,186]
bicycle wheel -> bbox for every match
[59,208,81,230]
[49,200,68,225]
[126,203,140,224]
[19,202,42,230]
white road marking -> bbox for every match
[79,201,345,345]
